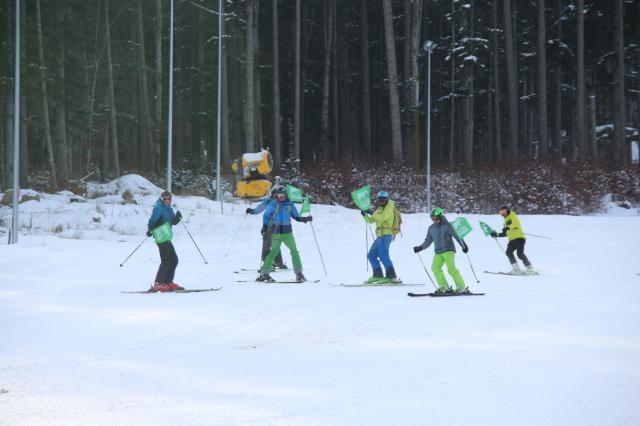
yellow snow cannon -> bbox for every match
[231,149,273,198]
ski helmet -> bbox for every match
[275,187,287,196]
[499,205,510,214]
[377,191,389,200]
[161,190,172,200]
[430,207,443,218]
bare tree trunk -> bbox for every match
[462,4,474,169]
[449,0,456,167]
[613,0,626,164]
[409,0,423,169]
[360,0,372,161]
[492,0,502,162]
[137,0,153,170]
[253,0,263,151]
[576,0,586,162]
[55,3,69,182]
[17,1,28,186]
[382,0,403,162]
[537,0,549,159]
[331,5,339,162]
[552,0,563,158]
[154,0,163,171]
[294,0,301,160]
[503,0,519,162]
[589,95,597,161]
[272,0,282,168]
[104,0,120,177]
[320,0,335,161]
[36,0,57,186]
[245,0,256,152]
[221,35,230,167]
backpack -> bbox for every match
[392,206,402,239]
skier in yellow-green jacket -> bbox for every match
[361,191,398,283]
[490,205,536,275]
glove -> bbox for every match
[246,208,254,214]
[146,229,153,237]
[360,210,367,217]
[413,246,422,253]
[172,211,182,225]
[462,242,469,253]
[490,231,498,238]
[261,225,268,236]
[297,216,312,223]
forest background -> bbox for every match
[0,0,638,213]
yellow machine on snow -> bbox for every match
[231,149,273,198]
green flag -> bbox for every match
[300,195,311,215]
[286,184,304,203]
[152,222,173,244]
[450,217,473,240]
[350,185,371,211]
[479,221,496,237]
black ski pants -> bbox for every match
[155,241,179,284]
[261,229,284,266]
[506,238,531,267]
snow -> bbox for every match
[1,182,639,425]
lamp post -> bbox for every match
[423,40,437,213]
[215,0,223,213]
[167,0,174,192]
[11,0,21,244]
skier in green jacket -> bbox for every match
[413,207,469,294]
[491,205,536,275]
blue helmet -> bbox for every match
[376,191,389,200]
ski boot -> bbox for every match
[151,282,176,292]
[510,263,523,275]
[295,272,306,283]
[167,283,184,291]
[366,268,385,283]
[524,265,537,275]
[256,273,275,282]
[273,262,288,271]
[453,286,471,294]
[434,286,453,294]
[384,266,401,284]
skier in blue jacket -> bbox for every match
[147,190,183,292]
[246,186,286,269]
[257,187,312,282]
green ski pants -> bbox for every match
[262,233,303,274]
[431,251,465,290]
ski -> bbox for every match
[235,279,320,284]
[122,287,223,294]
[233,268,289,274]
[484,270,538,276]
[340,283,424,287]
[407,291,485,297]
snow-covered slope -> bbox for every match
[1,181,639,425]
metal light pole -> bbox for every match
[423,40,437,213]
[11,0,21,244]
[215,0,223,213]
[167,0,175,192]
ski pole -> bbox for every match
[492,237,506,253]
[224,212,249,257]
[310,221,328,276]
[465,253,480,283]
[525,233,552,240]
[181,221,208,264]
[120,236,148,267]
[416,252,438,290]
